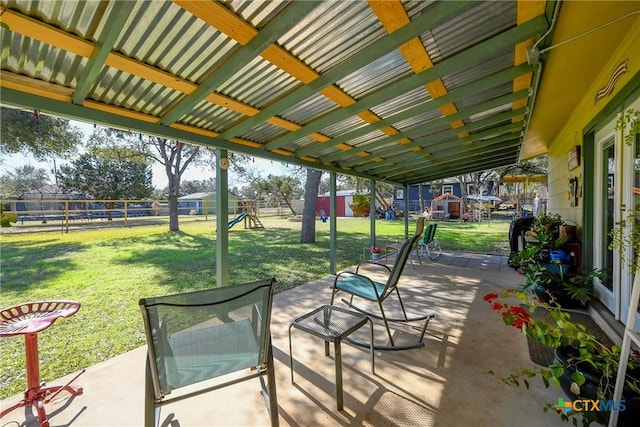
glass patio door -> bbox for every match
[593,97,640,324]
[621,97,640,324]
[593,127,617,315]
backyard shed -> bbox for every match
[316,190,358,217]
[430,193,462,220]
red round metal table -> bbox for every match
[0,301,84,427]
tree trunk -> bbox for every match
[149,138,202,232]
[165,149,182,232]
[374,190,386,210]
[281,196,296,216]
[106,201,115,221]
[301,168,322,243]
[168,191,179,231]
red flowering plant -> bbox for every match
[484,290,640,426]
[484,292,532,330]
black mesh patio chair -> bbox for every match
[331,235,435,351]
[139,278,279,427]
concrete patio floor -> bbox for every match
[1,251,568,427]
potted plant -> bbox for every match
[509,214,607,308]
[509,213,604,307]
[349,194,370,217]
[484,290,640,426]
[508,213,565,274]
[0,205,17,227]
[529,212,564,249]
[528,263,606,308]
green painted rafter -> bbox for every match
[219,1,474,140]
[72,2,137,105]
[341,109,526,169]
[0,86,401,185]
[260,15,547,153]
[160,1,322,126]
[299,64,532,159]
[327,91,529,167]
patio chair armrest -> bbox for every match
[383,235,402,249]
[384,234,410,250]
[355,260,391,274]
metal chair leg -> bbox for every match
[262,339,279,427]
[394,287,409,322]
[376,299,395,346]
[144,358,158,427]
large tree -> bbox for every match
[301,168,323,243]
[56,147,152,219]
[0,165,51,198]
[340,175,393,210]
[0,107,83,160]
[145,137,208,231]
[495,157,548,200]
[234,161,321,242]
[89,129,215,232]
[254,174,302,215]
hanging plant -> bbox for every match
[609,209,640,274]
[615,108,640,146]
[349,194,370,217]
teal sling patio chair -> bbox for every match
[418,223,441,260]
[331,234,436,351]
[139,278,279,427]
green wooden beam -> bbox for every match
[220,1,475,140]
[72,1,137,105]
[0,86,404,185]
[332,99,527,168]
[260,15,547,152]
[160,1,322,126]
[216,148,229,286]
[348,112,525,171]
[366,133,521,178]
[297,64,532,159]
[398,153,520,184]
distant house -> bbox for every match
[178,192,214,215]
[13,188,87,218]
[177,192,238,215]
[393,181,498,215]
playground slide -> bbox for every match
[228,212,248,229]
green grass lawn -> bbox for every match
[0,216,509,398]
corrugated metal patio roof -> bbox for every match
[0,0,553,186]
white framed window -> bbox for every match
[396,189,404,200]
[442,185,453,194]
[466,184,475,195]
